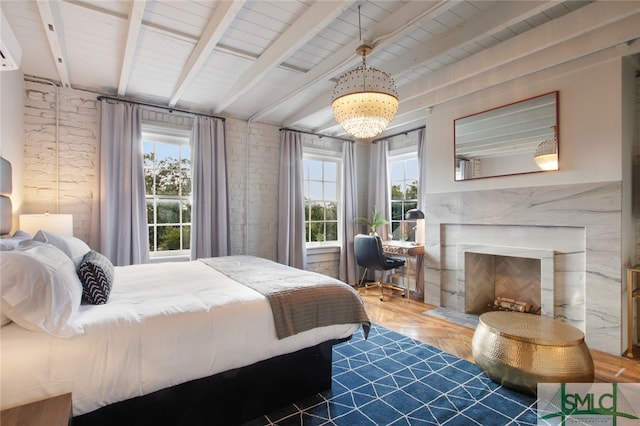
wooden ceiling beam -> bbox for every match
[386,1,556,79]
[213,0,355,114]
[285,0,560,131]
[117,0,146,96]
[397,13,640,116]
[249,0,453,123]
[36,0,71,87]
[310,1,640,135]
[168,0,246,107]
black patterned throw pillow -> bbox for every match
[77,250,114,305]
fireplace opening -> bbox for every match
[464,253,542,316]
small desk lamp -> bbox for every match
[405,209,425,246]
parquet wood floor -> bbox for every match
[358,288,640,384]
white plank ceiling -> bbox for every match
[2,0,640,140]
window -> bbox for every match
[143,130,192,258]
[303,156,340,245]
[389,154,418,240]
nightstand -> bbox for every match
[0,393,72,426]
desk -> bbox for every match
[382,241,424,295]
[626,266,640,358]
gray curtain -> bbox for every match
[368,139,390,240]
[91,100,148,266]
[190,116,230,259]
[417,128,427,210]
[339,141,358,285]
[277,130,306,268]
[458,159,473,179]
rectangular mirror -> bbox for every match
[454,91,558,180]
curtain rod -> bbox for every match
[96,95,225,121]
[279,127,353,143]
[371,126,426,143]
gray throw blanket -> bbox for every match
[199,256,370,340]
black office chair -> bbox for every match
[354,234,406,301]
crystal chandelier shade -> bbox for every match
[534,125,558,170]
[534,138,558,170]
[331,63,399,139]
[331,5,399,139]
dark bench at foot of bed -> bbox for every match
[74,338,347,426]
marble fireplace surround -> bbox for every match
[423,181,622,355]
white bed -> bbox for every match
[0,156,370,424]
[1,258,364,418]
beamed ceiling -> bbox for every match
[2,0,640,139]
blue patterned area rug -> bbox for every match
[245,324,537,425]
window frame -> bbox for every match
[388,150,419,241]
[302,150,342,248]
[142,127,192,260]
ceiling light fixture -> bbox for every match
[331,5,398,139]
[534,126,558,171]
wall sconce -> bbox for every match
[405,209,425,246]
[19,213,73,236]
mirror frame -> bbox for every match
[454,91,559,181]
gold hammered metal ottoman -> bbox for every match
[472,311,594,395]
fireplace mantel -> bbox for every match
[423,181,622,355]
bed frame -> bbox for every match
[73,338,347,425]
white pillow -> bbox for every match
[0,242,84,337]
[33,230,91,268]
[0,230,32,251]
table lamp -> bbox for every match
[405,209,425,246]
[19,212,74,237]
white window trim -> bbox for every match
[143,126,192,259]
[388,150,419,239]
[303,152,342,248]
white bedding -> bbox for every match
[0,260,359,416]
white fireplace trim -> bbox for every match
[456,244,555,317]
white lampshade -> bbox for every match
[415,218,425,246]
[20,214,74,237]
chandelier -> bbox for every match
[331,6,398,139]
[534,126,558,170]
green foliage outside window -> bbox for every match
[305,201,338,242]
[303,157,340,244]
[144,145,192,254]
[390,156,419,238]
[144,153,192,196]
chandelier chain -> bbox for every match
[331,4,399,139]
[358,5,362,43]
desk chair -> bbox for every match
[354,234,406,301]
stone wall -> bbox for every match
[23,81,97,240]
